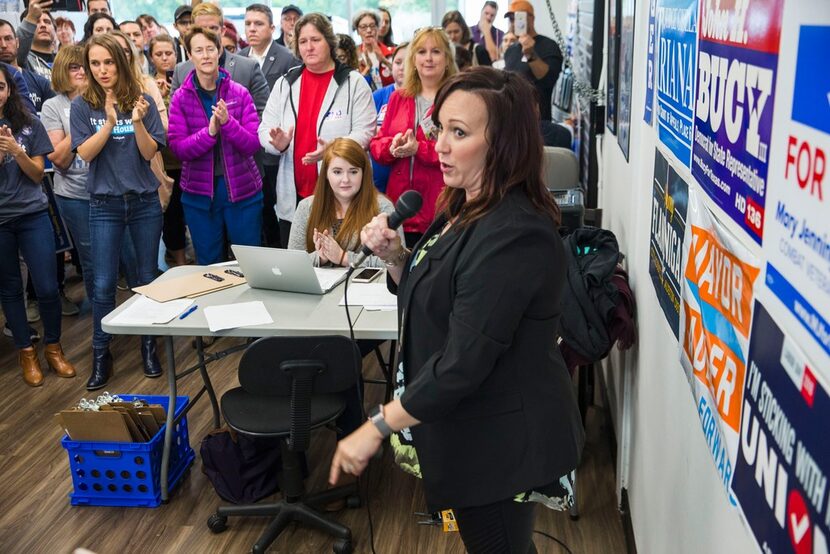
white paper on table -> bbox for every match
[314,267,348,291]
[339,283,397,310]
[109,295,194,325]
[203,301,273,332]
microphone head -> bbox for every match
[396,190,423,219]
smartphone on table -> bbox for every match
[351,267,383,283]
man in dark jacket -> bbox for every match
[275,4,301,48]
[172,5,192,63]
[239,3,299,247]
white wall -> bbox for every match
[596,1,758,553]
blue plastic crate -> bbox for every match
[61,394,195,507]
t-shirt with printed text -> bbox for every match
[69,93,166,196]
[0,116,54,225]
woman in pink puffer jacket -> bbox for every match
[168,27,262,264]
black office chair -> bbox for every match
[206,336,362,553]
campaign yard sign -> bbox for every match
[679,188,761,499]
[691,0,785,244]
[732,301,829,554]
[649,149,689,337]
[644,0,658,125]
[656,0,698,166]
[762,17,830,370]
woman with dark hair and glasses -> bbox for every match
[334,34,359,71]
[331,67,584,553]
[0,63,77,387]
[71,34,167,390]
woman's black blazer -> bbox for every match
[393,188,585,512]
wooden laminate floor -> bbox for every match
[0,274,626,554]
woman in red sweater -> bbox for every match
[369,27,456,246]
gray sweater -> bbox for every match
[287,194,405,268]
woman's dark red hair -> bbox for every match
[433,67,560,226]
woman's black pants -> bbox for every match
[454,497,538,554]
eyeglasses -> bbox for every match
[358,24,377,32]
[191,46,219,57]
[68,63,84,73]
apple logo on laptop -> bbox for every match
[271,266,282,276]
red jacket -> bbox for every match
[369,91,443,234]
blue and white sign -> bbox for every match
[655,0,698,166]
[761,13,830,373]
[644,0,658,125]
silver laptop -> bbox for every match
[231,245,348,295]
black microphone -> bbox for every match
[351,190,423,268]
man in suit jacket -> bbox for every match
[238,3,299,247]
[239,4,299,90]
[169,2,269,117]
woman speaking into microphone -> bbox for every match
[330,67,584,552]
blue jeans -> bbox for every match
[0,210,60,349]
[55,196,94,304]
[182,177,262,265]
[89,193,162,349]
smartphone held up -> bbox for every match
[514,11,528,37]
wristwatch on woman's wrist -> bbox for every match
[368,404,393,439]
[382,247,408,267]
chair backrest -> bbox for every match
[238,336,361,450]
[543,146,579,191]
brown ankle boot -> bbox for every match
[19,347,44,387]
[45,343,76,378]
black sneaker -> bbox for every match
[3,322,41,342]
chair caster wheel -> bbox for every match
[346,494,361,509]
[333,539,353,553]
[569,513,580,521]
[207,513,228,533]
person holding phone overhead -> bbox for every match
[71,34,167,390]
[503,1,563,121]
[330,68,584,553]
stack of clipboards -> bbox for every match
[56,398,167,443]
[133,267,247,302]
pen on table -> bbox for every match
[179,305,198,320]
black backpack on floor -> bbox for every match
[200,428,282,504]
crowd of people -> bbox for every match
[0,0,564,391]
[0,1,583,550]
